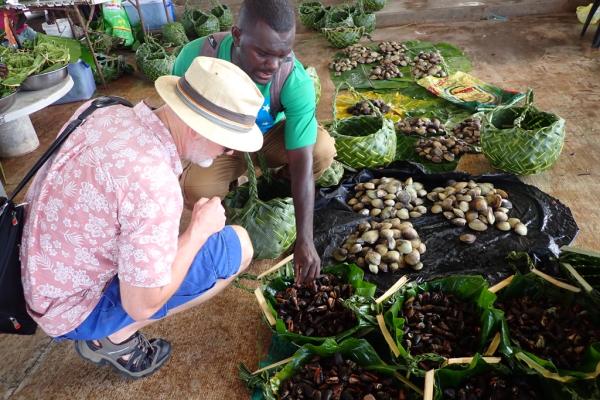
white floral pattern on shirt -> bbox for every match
[21,101,183,336]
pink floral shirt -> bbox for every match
[21,101,183,336]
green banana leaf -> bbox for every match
[260,263,377,345]
[241,338,418,400]
[496,273,600,382]
[330,40,472,91]
[383,276,501,375]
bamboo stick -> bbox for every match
[423,369,435,400]
[375,276,408,304]
[442,357,501,367]
[252,356,294,375]
[484,332,501,356]
[254,287,276,326]
[488,275,514,294]
[531,268,581,293]
[376,314,400,358]
[257,254,294,280]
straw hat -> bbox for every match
[155,57,264,152]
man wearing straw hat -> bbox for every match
[173,0,336,284]
[20,57,263,378]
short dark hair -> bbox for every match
[238,0,295,33]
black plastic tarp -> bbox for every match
[314,162,579,291]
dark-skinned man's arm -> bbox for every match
[287,145,320,283]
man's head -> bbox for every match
[167,114,232,168]
[155,57,265,164]
[232,0,296,84]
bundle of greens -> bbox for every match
[0,41,70,92]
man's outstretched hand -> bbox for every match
[294,239,320,284]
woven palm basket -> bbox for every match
[363,0,386,13]
[194,11,220,38]
[322,26,365,49]
[331,115,396,169]
[353,12,376,33]
[481,91,566,175]
[298,1,324,29]
[210,4,233,31]
[324,7,355,29]
[223,154,296,260]
[316,159,345,187]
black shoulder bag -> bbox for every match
[0,96,133,335]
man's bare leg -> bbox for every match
[107,225,253,344]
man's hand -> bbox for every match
[186,197,226,247]
[294,239,320,284]
[287,145,321,284]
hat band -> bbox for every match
[176,77,256,132]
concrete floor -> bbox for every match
[1,13,600,400]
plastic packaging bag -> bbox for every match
[577,3,600,25]
[102,0,134,47]
[418,71,525,111]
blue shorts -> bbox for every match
[56,226,242,341]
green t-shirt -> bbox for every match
[172,34,317,150]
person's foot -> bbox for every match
[74,332,171,379]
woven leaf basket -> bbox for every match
[316,159,345,187]
[310,6,331,31]
[331,115,396,168]
[481,91,565,175]
[362,0,386,13]
[223,154,296,260]
[135,37,175,82]
[162,22,189,47]
[298,1,324,29]
[324,7,355,29]
[353,12,376,33]
[210,3,233,31]
[322,26,365,48]
[194,11,220,37]
[181,6,199,38]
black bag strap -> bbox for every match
[8,96,133,203]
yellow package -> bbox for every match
[577,3,600,25]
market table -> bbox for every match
[0,75,73,158]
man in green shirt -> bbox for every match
[173,0,336,283]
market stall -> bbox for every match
[229,3,600,399]
[0,0,599,398]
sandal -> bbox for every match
[74,332,171,379]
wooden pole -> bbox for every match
[72,4,107,87]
